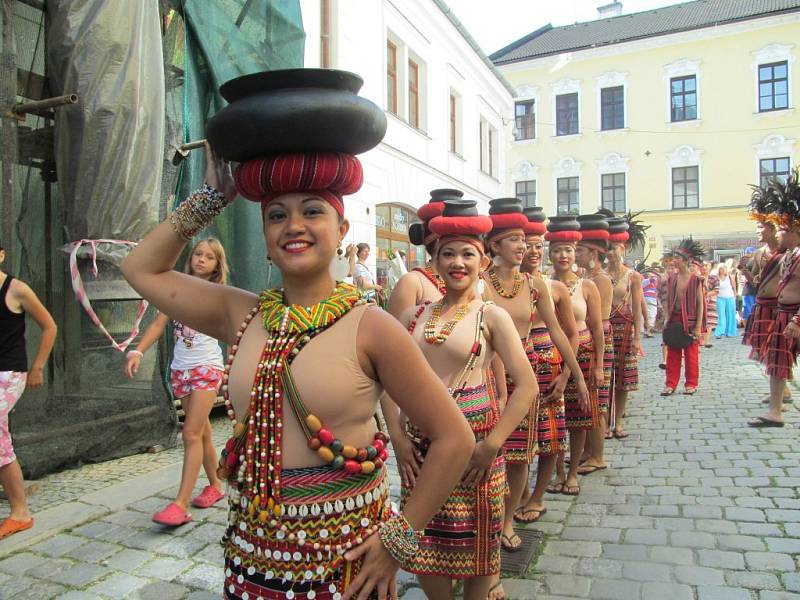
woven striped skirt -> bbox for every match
[706,293,719,328]
[597,322,614,414]
[763,303,799,380]
[503,329,567,463]
[404,384,504,578]
[223,466,391,599]
[563,328,601,430]
[610,313,638,392]
[746,297,777,361]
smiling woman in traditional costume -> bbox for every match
[397,199,537,600]
[122,69,474,600]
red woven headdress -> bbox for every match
[234,152,363,216]
[429,200,492,254]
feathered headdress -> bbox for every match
[667,237,706,263]
[751,167,800,228]
[622,211,649,251]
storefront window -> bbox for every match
[375,203,427,294]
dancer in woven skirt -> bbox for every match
[122,70,476,600]
[703,265,718,348]
[661,238,707,397]
[481,201,584,568]
[397,199,537,600]
[742,183,789,405]
[385,190,453,491]
[548,217,604,496]
[511,207,578,527]
[574,214,613,471]
[751,169,800,427]
[604,214,645,439]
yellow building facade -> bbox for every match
[492,2,800,262]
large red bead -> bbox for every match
[378,449,389,461]
[344,460,362,474]
[371,439,385,453]
[318,428,335,446]
[374,431,390,443]
[307,437,322,450]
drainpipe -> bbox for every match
[321,0,331,68]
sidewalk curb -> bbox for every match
[0,460,183,558]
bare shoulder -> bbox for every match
[8,277,36,304]
[582,278,599,294]
[549,278,567,299]
[360,304,411,337]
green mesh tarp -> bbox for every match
[164,0,305,292]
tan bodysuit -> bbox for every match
[227,304,382,469]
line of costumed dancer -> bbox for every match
[122,67,650,600]
[743,168,800,428]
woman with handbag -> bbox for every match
[661,238,707,396]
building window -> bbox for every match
[514,100,535,140]
[387,41,397,114]
[408,59,420,128]
[479,118,497,177]
[601,86,624,130]
[557,177,579,214]
[450,94,457,152]
[556,93,579,135]
[760,157,791,186]
[516,180,536,208]
[601,173,626,213]
[672,166,699,209]
[759,61,789,112]
[670,75,697,122]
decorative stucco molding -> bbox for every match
[553,157,583,178]
[754,134,796,158]
[512,160,539,181]
[551,78,581,95]
[667,144,702,167]
[596,152,630,174]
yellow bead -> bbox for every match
[305,414,323,433]
[253,494,261,509]
[342,445,357,459]
[273,503,283,517]
[317,446,335,462]
[360,460,375,474]
[258,510,268,523]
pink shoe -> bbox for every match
[191,485,225,508]
[152,502,192,526]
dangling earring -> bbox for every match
[266,254,272,263]
[571,263,578,273]
[589,259,596,269]
[337,244,344,256]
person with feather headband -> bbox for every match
[750,168,800,427]
[661,238,707,396]
[603,210,646,439]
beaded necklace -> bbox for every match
[220,282,369,512]
[486,267,522,298]
[423,300,470,344]
[414,265,446,295]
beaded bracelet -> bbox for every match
[378,513,420,567]
[169,184,229,241]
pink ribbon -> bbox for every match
[68,239,148,352]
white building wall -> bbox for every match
[300,0,513,265]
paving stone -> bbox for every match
[29,534,87,557]
[87,573,150,599]
[154,534,209,558]
[760,592,800,600]
[643,505,680,517]
[55,592,105,600]
[0,553,49,576]
[683,505,723,519]
[696,586,754,600]
[766,537,800,553]
[560,526,621,543]
[1,578,67,600]
[601,543,649,561]
[103,548,151,573]
[124,530,175,551]
[674,565,726,586]
[535,555,577,575]
[736,496,776,509]
[58,562,113,587]
[718,534,767,551]
[590,577,641,600]
[767,509,800,522]
[739,522,783,537]
[135,556,193,580]
[25,557,74,580]
[745,551,797,572]
[725,571,782,590]
[641,582,694,600]
[726,507,767,522]
[697,518,738,534]
[543,574,590,597]
[697,549,746,569]
[133,581,190,600]
[654,517,696,531]
[575,557,623,579]
[671,530,717,548]
[543,541,602,558]
[624,528,668,545]
[64,540,122,563]
[622,561,672,582]
[649,545,695,565]
[176,563,225,592]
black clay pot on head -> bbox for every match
[606,217,629,235]
[430,189,464,203]
[207,69,388,162]
[576,214,609,231]
[442,199,479,217]
[546,215,580,232]
[489,197,523,215]
[524,206,546,223]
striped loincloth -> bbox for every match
[563,328,601,430]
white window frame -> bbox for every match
[513,84,539,144]
[596,152,630,213]
[512,161,540,208]
[551,78,582,138]
[667,145,702,210]
[552,157,582,215]
[663,59,702,124]
[752,44,795,114]
[596,71,628,132]
[754,133,796,186]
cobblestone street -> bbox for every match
[0,334,798,599]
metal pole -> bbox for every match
[11,93,78,119]
[1,0,16,271]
